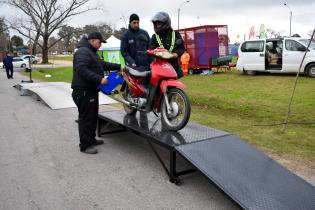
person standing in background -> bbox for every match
[120,13,150,71]
[180,50,190,76]
[3,52,14,79]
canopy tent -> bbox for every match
[98,35,125,65]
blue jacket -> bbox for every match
[120,26,150,70]
[3,55,13,68]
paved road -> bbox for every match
[0,71,240,209]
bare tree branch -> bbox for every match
[8,0,94,63]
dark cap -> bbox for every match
[129,13,139,23]
[87,32,106,43]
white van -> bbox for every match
[236,37,315,77]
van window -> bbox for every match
[285,40,305,51]
[299,39,315,50]
[241,41,264,52]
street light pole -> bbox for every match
[283,2,292,37]
[177,0,190,30]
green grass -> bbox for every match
[48,55,73,62]
[21,68,315,165]
[22,67,73,82]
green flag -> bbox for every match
[259,24,265,39]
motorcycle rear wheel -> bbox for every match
[161,88,191,131]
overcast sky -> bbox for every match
[1,0,315,43]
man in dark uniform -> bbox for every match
[72,32,124,154]
[3,52,14,79]
[150,12,185,78]
[120,13,150,71]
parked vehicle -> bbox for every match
[1,57,28,68]
[21,55,40,64]
[236,37,315,77]
[117,48,191,131]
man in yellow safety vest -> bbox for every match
[149,12,185,78]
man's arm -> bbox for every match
[172,31,185,58]
[149,34,159,49]
[120,32,136,66]
[102,60,121,71]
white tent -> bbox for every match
[98,35,125,65]
[99,35,121,51]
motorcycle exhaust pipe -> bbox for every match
[113,95,137,108]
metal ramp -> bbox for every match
[14,82,117,109]
[98,110,315,210]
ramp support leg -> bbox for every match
[169,151,180,184]
[97,117,126,137]
[148,141,195,185]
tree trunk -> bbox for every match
[32,33,40,55]
[42,35,49,64]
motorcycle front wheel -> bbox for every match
[161,88,191,131]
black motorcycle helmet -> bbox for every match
[152,12,171,35]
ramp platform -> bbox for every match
[98,110,315,210]
[15,82,117,109]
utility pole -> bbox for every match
[283,2,292,37]
[177,0,190,30]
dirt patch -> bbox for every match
[267,152,315,186]
[50,60,72,66]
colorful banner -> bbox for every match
[259,24,265,39]
[248,26,255,40]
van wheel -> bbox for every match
[306,64,315,78]
[188,69,194,75]
[246,70,257,76]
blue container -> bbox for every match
[98,71,124,95]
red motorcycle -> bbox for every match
[116,48,191,131]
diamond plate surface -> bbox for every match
[176,135,315,210]
[98,110,229,147]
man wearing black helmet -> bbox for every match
[150,11,185,78]
[120,13,150,71]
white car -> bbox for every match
[21,55,40,64]
[1,57,28,68]
[236,37,315,77]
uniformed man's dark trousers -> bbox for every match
[5,67,13,79]
[72,89,99,151]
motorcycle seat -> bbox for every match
[125,66,151,78]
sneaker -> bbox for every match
[81,147,98,154]
[93,139,104,145]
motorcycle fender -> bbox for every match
[159,80,186,93]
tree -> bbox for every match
[9,0,94,63]
[82,24,99,36]
[113,27,127,39]
[97,23,113,40]
[11,35,23,47]
[9,17,42,55]
[265,28,282,38]
[81,23,114,40]
[58,25,81,52]
[0,17,10,52]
